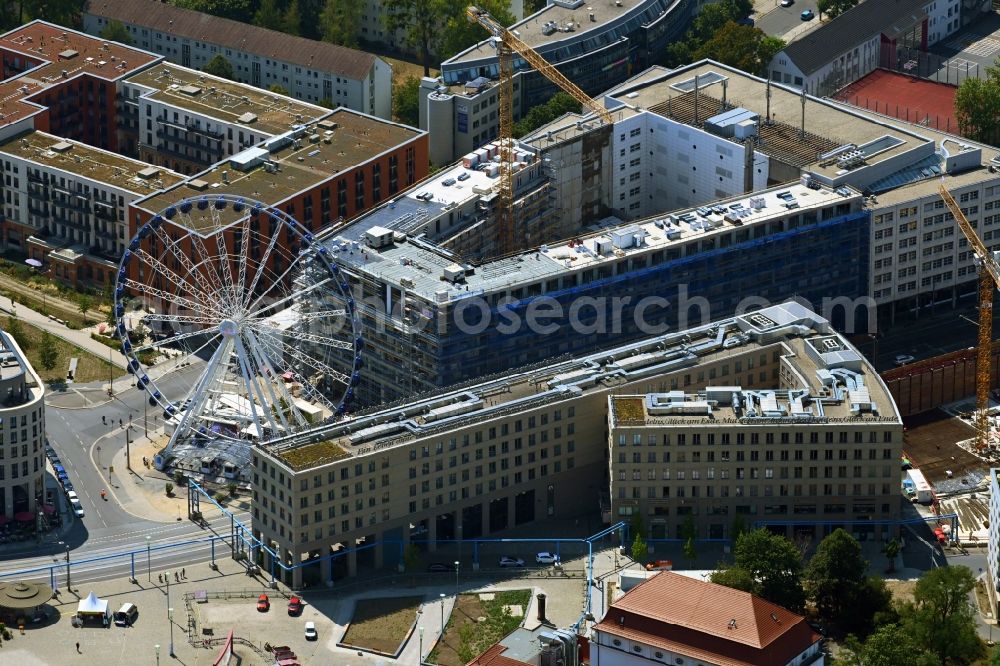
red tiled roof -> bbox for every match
[84,0,378,81]
[465,643,533,666]
[595,572,820,666]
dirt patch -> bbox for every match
[902,409,986,491]
[431,590,530,666]
[340,595,423,655]
[885,579,918,605]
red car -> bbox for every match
[256,593,270,612]
[287,596,303,616]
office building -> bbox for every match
[0,131,185,285]
[423,0,695,164]
[988,468,1000,616]
[0,329,46,524]
[593,572,824,666]
[82,0,392,118]
[251,301,902,587]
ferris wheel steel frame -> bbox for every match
[113,194,363,456]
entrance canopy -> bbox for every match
[0,580,54,610]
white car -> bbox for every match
[535,552,560,565]
[894,354,916,366]
[304,621,317,641]
[69,497,84,517]
[780,0,794,6]
[499,556,525,568]
[66,490,78,502]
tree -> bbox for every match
[99,20,133,46]
[227,482,238,497]
[203,54,235,80]
[630,533,648,564]
[439,0,514,61]
[901,566,985,665]
[709,565,755,593]
[382,0,447,77]
[38,331,58,371]
[840,623,937,666]
[268,84,290,95]
[693,22,785,77]
[817,0,858,20]
[165,482,174,496]
[884,538,901,574]
[512,92,582,138]
[712,529,805,611]
[955,72,1000,146]
[77,294,92,319]
[5,316,25,349]
[804,529,868,628]
[991,645,1000,666]
[174,0,253,22]
[842,576,897,638]
[393,75,421,127]
[683,537,697,568]
[319,0,363,48]
[253,0,284,30]
[282,0,302,36]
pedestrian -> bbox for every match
[119,419,122,428]
[101,415,106,425]
[75,641,80,653]
[182,567,185,578]
[158,573,162,584]
[174,572,179,582]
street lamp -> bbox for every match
[454,560,460,590]
[439,593,445,639]
[146,536,152,582]
[58,541,70,593]
[164,570,173,656]
[154,644,160,666]
[418,626,424,662]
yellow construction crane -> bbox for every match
[466,5,614,255]
[939,183,998,451]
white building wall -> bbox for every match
[868,181,1000,308]
[591,630,824,666]
[989,469,1000,612]
[924,0,961,44]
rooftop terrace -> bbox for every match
[126,63,329,136]
[134,109,423,230]
[0,21,158,126]
[0,130,185,192]
[262,301,901,471]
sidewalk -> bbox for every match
[104,429,236,525]
[0,295,128,370]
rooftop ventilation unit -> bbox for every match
[178,85,202,96]
[51,141,72,153]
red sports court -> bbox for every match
[835,68,959,135]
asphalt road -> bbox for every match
[869,299,992,372]
[756,2,816,37]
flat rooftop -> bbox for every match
[262,301,901,470]
[0,130,185,192]
[126,63,329,136]
[134,109,423,230]
[448,0,669,65]
[0,21,158,126]
[331,181,860,302]
[0,330,26,382]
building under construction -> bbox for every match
[324,59,1000,407]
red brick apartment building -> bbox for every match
[0,21,428,289]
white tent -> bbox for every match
[77,591,108,617]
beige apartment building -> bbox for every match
[252,302,903,587]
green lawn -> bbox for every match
[3,318,115,384]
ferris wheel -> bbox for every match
[113,194,362,451]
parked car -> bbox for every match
[256,593,270,612]
[287,596,303,616]
[645,560,674,571]
[66,490,78,502]
[780,0,794,6]
[62,481,74,492]
[304,621,317,641]
[499,556,525,568]
[800,8,814,19]
[894,354,916,366]
[69,498,84,518]
[427,563,456,573]
[535,552,559,565]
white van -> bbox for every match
[114,603,138,627]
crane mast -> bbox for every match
[466,5,613,256]
[939,184,998,452]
